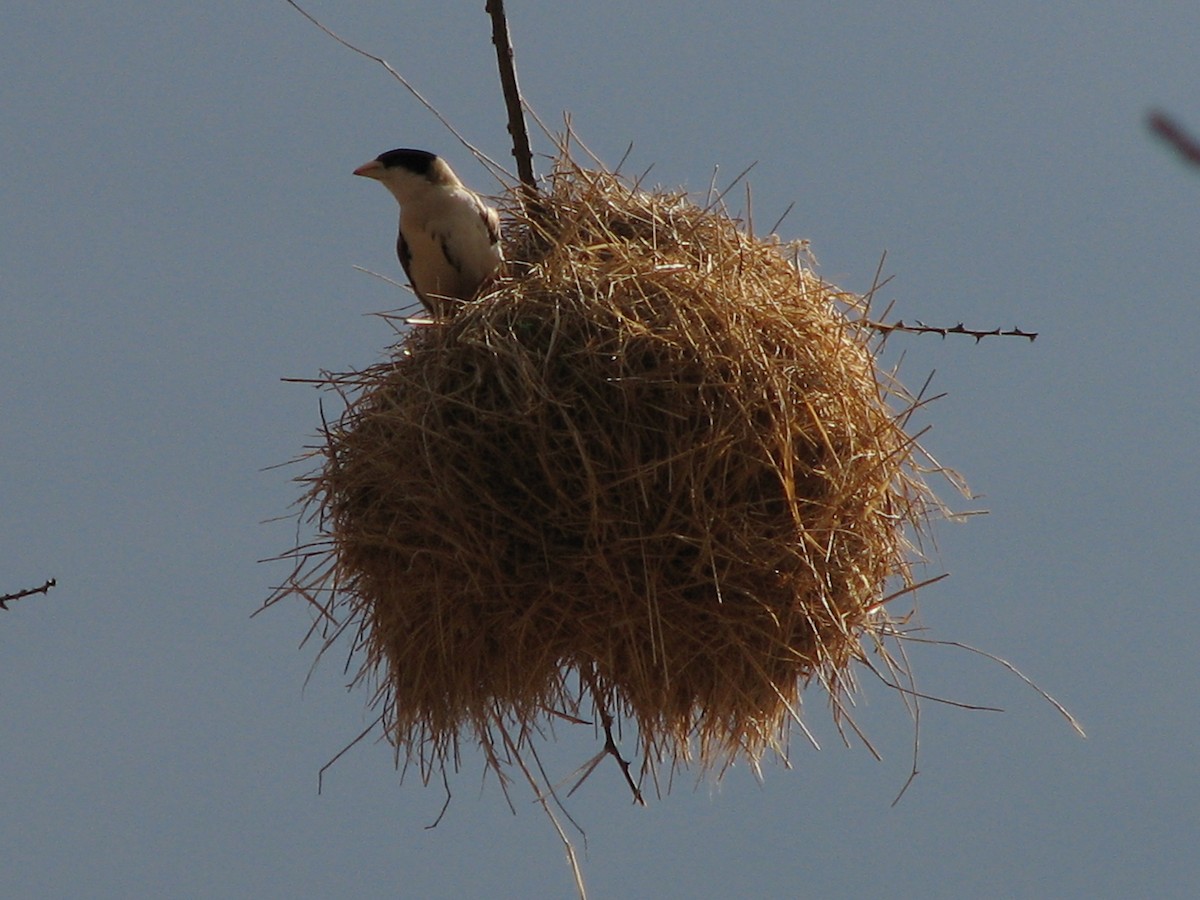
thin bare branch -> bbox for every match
[317,713,384,794]
[282,0,511,183]
[424,767,453,830]
[903,636,1086,737]
[497,725,589,900]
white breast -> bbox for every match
[400,186,502,307]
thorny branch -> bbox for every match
[578,665,645,806]
[856,254,1037,343]
[866,319,1038,342]
[1,578,56,610]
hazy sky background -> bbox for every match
[4,2,1198,897]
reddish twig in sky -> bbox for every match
[1148,109,1200,168]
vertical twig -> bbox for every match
[486,0,538,194]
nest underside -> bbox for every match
[286,154,935,780]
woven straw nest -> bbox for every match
[276,146,940,787]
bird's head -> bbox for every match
[353,148,461,205]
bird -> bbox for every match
[353,148,503,317]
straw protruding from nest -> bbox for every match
[275,145,940,789]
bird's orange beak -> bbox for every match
[353,160,385,179]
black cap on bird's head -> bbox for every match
[354,148,459,189]
[373,148,438,174]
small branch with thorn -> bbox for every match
[1,578,57,610]
[578,665,645,805]
[866,319,1038,343]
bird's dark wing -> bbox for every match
[396,227,432,312]
[396,230,413,276]
[482,203,501,246]
[438,234,465,275]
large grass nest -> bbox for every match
[275,147,942,789]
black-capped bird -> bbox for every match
[354,148,503,317]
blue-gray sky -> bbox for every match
[3,2,1198,897]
